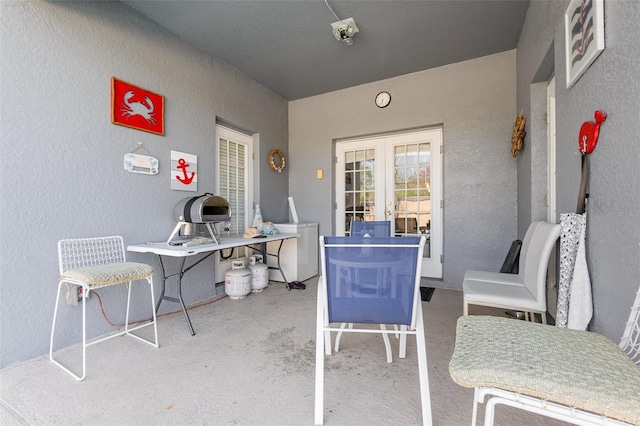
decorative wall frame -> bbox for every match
[565,0,605,89]
[111,77,165,135]
[171,150,197,191]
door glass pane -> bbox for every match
[344,148,376,235]
[394,142,431,258]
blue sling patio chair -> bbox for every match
[338,220,395,356]
[315,235,432,425]
[349,220,391,238]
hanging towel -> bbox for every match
[557,113,603,330]
[557,213,581,327]
[567,213,592,330]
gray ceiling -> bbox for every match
[122,0,530,101]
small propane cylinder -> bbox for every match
[225,260,251,299]
[248,255,269,292]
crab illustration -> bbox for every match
[120,90,155,125]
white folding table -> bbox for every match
[127,233,297,335]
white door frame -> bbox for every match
[546,77,558,318]
[547,77,557,224]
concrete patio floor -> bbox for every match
[1,278,569,425]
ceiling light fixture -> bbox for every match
[324,0,359,45]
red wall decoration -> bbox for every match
[111,77,164,135]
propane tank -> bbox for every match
[225,260,251,299]
[248,255,269,292]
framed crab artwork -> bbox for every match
[111,77,164,135]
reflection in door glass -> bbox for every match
[394,142,431,258]
[344,149,376,235]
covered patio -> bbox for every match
[1,280,566,425]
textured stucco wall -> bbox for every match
[515,1,566,238]
[289,51,518,289]
[0,1,288,367]
[517,0,640,340]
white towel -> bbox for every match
[567,214,593,330]
[557,213,581,327]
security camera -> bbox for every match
[330,17,359,45]
[337,28,353,45]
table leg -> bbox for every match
[175,257,195,336]
[259,239,290,290]
[155,255,196,336]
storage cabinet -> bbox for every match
[267,222,318,282]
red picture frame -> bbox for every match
[111,77,164,135]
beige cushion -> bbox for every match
[449,315,640,424]
[60,262,153,287]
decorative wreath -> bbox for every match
[511,110,526,158]
[268,148,285,173]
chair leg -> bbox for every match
[380,325,393,363]
[148,277,159,345]
[49,282,62,366]
[139,276,159,346]
[483,396,499,426]
[334,323,347,353]
[324,331,332,355]
[49,281,88,380]
[315,283,325,425]
[320,276,331,355]
[463,301,469,316]
[123,277,159,348]
[415,302,433,426]
[399,325,407,359]
[334,323,353,353]
[471,388,480,426]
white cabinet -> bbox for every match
[267,223,318,282]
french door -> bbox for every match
[335,128,443,278]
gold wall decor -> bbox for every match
[511,110,526,158]
[269,148,285,173]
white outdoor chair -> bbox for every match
[315,236,432,425]
[50,236,159,380]
[449,282,640,425]
[463,221,561,323]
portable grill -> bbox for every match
[167,194,231,244]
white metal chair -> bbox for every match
[50,236,159,380]
[315,236,432,425]
[462,221,561,323]
[449,283,640,425]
